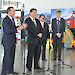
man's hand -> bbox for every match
[22,22,27,28]
[18,26,23,30]
[57,33,61,38]
[47,38,50,41]
[18,23,27,30]
[37,33,42,38]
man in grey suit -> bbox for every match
[52,10,65,61]
[1,7,27,75]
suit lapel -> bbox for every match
[44,22,45,28]
[29,17,38,29]
[7,15,15,26]
[55,18,57,30]
[60,18,62,30]
[7,16,12,22]
[35,18,38,28]
[55,18,57,24]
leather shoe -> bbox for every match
[53,58,56,61]
[28,69,32,71]
[7,71,18,74]
[58,58,62,61]
[42,59,47,61]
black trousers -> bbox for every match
[41,40,46,60]
[2,44,16,75]
[53,36,62,59]
[26,43,40,69]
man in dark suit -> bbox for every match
[25,8,42,71]
[52,10,65,61]
[1,7,27,75]
[39,14,50,61]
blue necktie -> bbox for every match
[12,18,14,24]
[57,20,60,32]
[33,19,37,28]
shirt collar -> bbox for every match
[40,21,44,24]
[30,16,35,21]
[7,15,13,20]
[56,17,61,21]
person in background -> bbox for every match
[39,14,50,61]
[52,10,65,61]
[1,7,27,75]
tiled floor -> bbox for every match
[0,34,75,75]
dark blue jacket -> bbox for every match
[2,15,17,47]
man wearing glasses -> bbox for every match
[39,14,50,61]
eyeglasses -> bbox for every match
[43,18,45,20]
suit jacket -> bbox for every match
[25,17,42,44]
[2,15,17,47]
[41,22,50,41]
[52,18,65,39]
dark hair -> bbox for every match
[30,8,37,12]
[7,7,14,14]
[56,10,61,13]
[39,14,45,18]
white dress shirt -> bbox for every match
[7,15,12,20]
[56,17,61,24]
[30,16,36,23]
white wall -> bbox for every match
[0,0,2,9]
[24,0,75,10]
